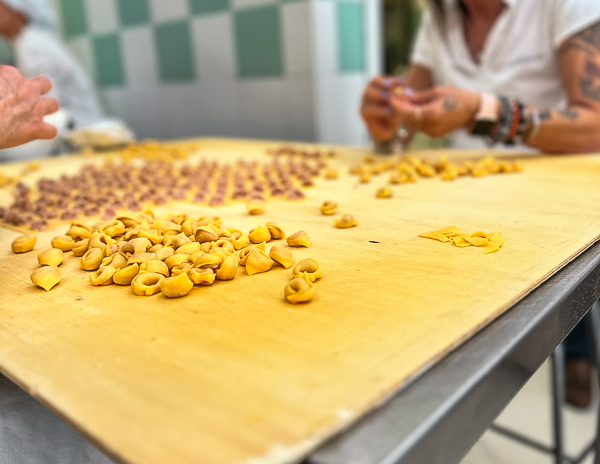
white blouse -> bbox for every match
[411,0,600,150]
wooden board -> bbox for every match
[1,139,600,464]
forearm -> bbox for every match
[524,107,600,154]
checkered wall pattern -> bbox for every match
[57,0,366,88]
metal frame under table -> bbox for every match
[307,240,600,464]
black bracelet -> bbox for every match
[491,96,513,145]
[514,101,527,145]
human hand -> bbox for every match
[392,86,480,138]
[0,66,59,149]
[360,76,418,144]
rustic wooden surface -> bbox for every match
[1,139,600,464]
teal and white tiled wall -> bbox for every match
[49,0,380,145]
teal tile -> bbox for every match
[93,34,126,87]
[337,2,365,72]
[154,21,196,82]
[117,0,150,27]
[58,0,87,37]
[234,5,283,79]
[189,0,229,15]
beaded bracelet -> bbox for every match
[492,96,513,145]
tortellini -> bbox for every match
[334,215,358,229]
[286,230,310,248]
[248,225,271,244]
[12,234,36,253]
[284,274,315,304]
[131,272,164,296]
[320,201,337,216]
[292,258,322,283]
[160,272,194,298]
[270,245,293,269]
[246,248,274,276]
[38,248,64,267]
[31,266,61,291]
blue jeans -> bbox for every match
[565,319,591,360]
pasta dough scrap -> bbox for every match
[419,226,504,255]
[452,235,472,248]
[482,232,504,255]
[418,232,451,243]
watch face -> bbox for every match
[471,120,495,136]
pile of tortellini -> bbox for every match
[13,211,322,304]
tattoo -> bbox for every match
[565,22,600,103]
[586,59,600,78]
[539,110,552,121]
[578,22,600,51]
[443,97,457,112]
[558,109,579,120]
[580,77,600,101]
[561,42,596,56]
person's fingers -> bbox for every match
[37,97,60,116]
[362,85,392,105]
[32,122,58,140]
[31,76,52,95]
[406,88,440,105]
[361,103,393,120]
[389,97,417,120]
[369,76,405,91]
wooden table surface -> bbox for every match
[1,139,600,464]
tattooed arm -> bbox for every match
[524,21,600,153]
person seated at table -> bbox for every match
[360,0,600,407]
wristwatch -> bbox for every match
[470,93,499,136]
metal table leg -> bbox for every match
[552,344,566,464]
[586,301,600,464]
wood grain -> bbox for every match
[1,139,600,464]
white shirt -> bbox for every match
[411,0,600,150]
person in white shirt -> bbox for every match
[361,0,600,153]
[360,0,600,408]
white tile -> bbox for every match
[121,27,158,87]
[314,73,369,146]
[311,0,337,76]
[195,83,242,137]
[238,79,286,140]
[284,79,315,142]
[160,84,207,139]
[65,36,95,85]
[191,14,235,83]
[100,88,167,139]
[281,1,311,79]
[85,0,118,34]
[232,0,277,10]
[149,0,188,23]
